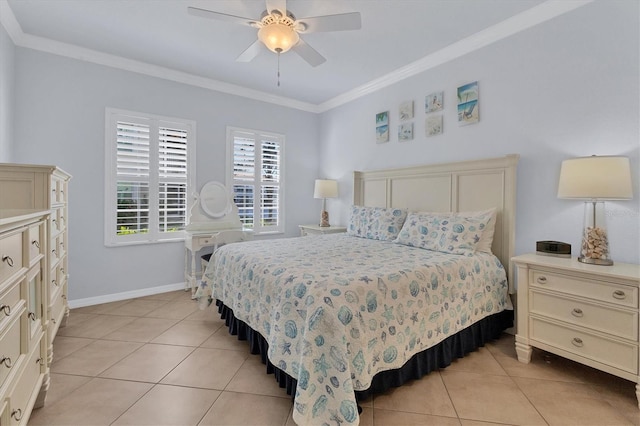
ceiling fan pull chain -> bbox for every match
[277,49,281,87]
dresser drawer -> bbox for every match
[0,280,21,328]
[0,313,23,391]
[27,224,43,265]
[530,270,637,308]
[8,341,44,425]
[531,290,638,340]
[531,317,638,374]
[0,233,23,284]
[51,176,68,205]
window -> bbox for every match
[105,108,195,246]
[227,127,285,235]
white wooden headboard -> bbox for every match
[353,154,519,287]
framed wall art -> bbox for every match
[457,81,479,126]
[376,111,389,143]
[398,122,413,142]
[425,91,443,113]
[399,100,414,121]
[426,115,443,137]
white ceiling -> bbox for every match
[4,0,588,111]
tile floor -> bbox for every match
[28,290,640,425]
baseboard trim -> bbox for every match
[68,282,187,308]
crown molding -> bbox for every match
[317,0,594,112]
[2,0,591,114]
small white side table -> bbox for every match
[299,224,347,236]
[184,229,251,297]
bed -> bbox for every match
[198,154,519,425]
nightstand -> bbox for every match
[299,224,347,236]
[512,253,640,407]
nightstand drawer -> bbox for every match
[530,270,637,308]
[0,280,21,329]
[531,290,637,340]
[531,317,637,374]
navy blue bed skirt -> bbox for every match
[214,300,513,401]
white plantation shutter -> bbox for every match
[106,109,195,246]
[227,127,285,234]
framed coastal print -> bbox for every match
[398,122,413,141]
[457,81,479,126]
[399,101,414,121]
[426,115,442,137]
[376,111,389,143]
[425,91,443,113]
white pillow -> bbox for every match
[394,208,496,255]
[347,205,408,241]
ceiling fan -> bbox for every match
[187,0,361,68]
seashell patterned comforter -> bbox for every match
[198,234,511,425]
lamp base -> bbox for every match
[319,210,330,227]
[578,256,613,266]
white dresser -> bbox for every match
[0,163,71,424]
[513,253,640,406]
[0,209,49,425]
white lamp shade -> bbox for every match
[557,156,633,200]
[314,179,338,199]
[258,23,300,53]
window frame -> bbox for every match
[104,108,196,247]
[226,126,285,235]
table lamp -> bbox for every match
[557,155,633,265]
[313,179,338,227]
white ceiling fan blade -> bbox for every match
[296,12,361,33]
[236,40,264,62]
[187,6,255,26]
[265,0,287,15]
[292,39,326,67]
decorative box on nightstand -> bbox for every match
[299,224,347,236]
[512,253,640,407]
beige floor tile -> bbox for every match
[102,316,179,342]
[372,408,461,425]
[226,355,288,397]
[51,335,94,360]
[41,373,92,405]
[112,384,221,425]
[28,378,152,425]
[494,347,586,383]
[514,376,633,425]
[447,346,508,376]
[200,326,251,351]
[71,300,131,315]
[185,304,226,323]
[441,370,546,425]
[151,319,220,346]
[105,299,169,316]
[161,347,248,389]
[100,343,195,382]
[199,391,291,425]
[459,420,514,426]
[484,333,517,359]
[135,290,187,302]
[146,299,202,320]
[373,372,457,418]
[51,339,143,376]
[56,313,138,339]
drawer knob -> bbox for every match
[536,276,547,284]
[571,308,584,317]
[0,304,10,316]
[11,408,22,421]
[52,249,57,255]
[571,337,584,347]
[612,290,626,300]
[36,357,44,365]
[0,356,12,368]
[1,255,14,267]
[28,311,37,321]
[32,240,40,249]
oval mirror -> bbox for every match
[199,181,231,219]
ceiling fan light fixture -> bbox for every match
[258,21,299,53]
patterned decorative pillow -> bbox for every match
[394,208,496,255]
[347,205,408,241]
